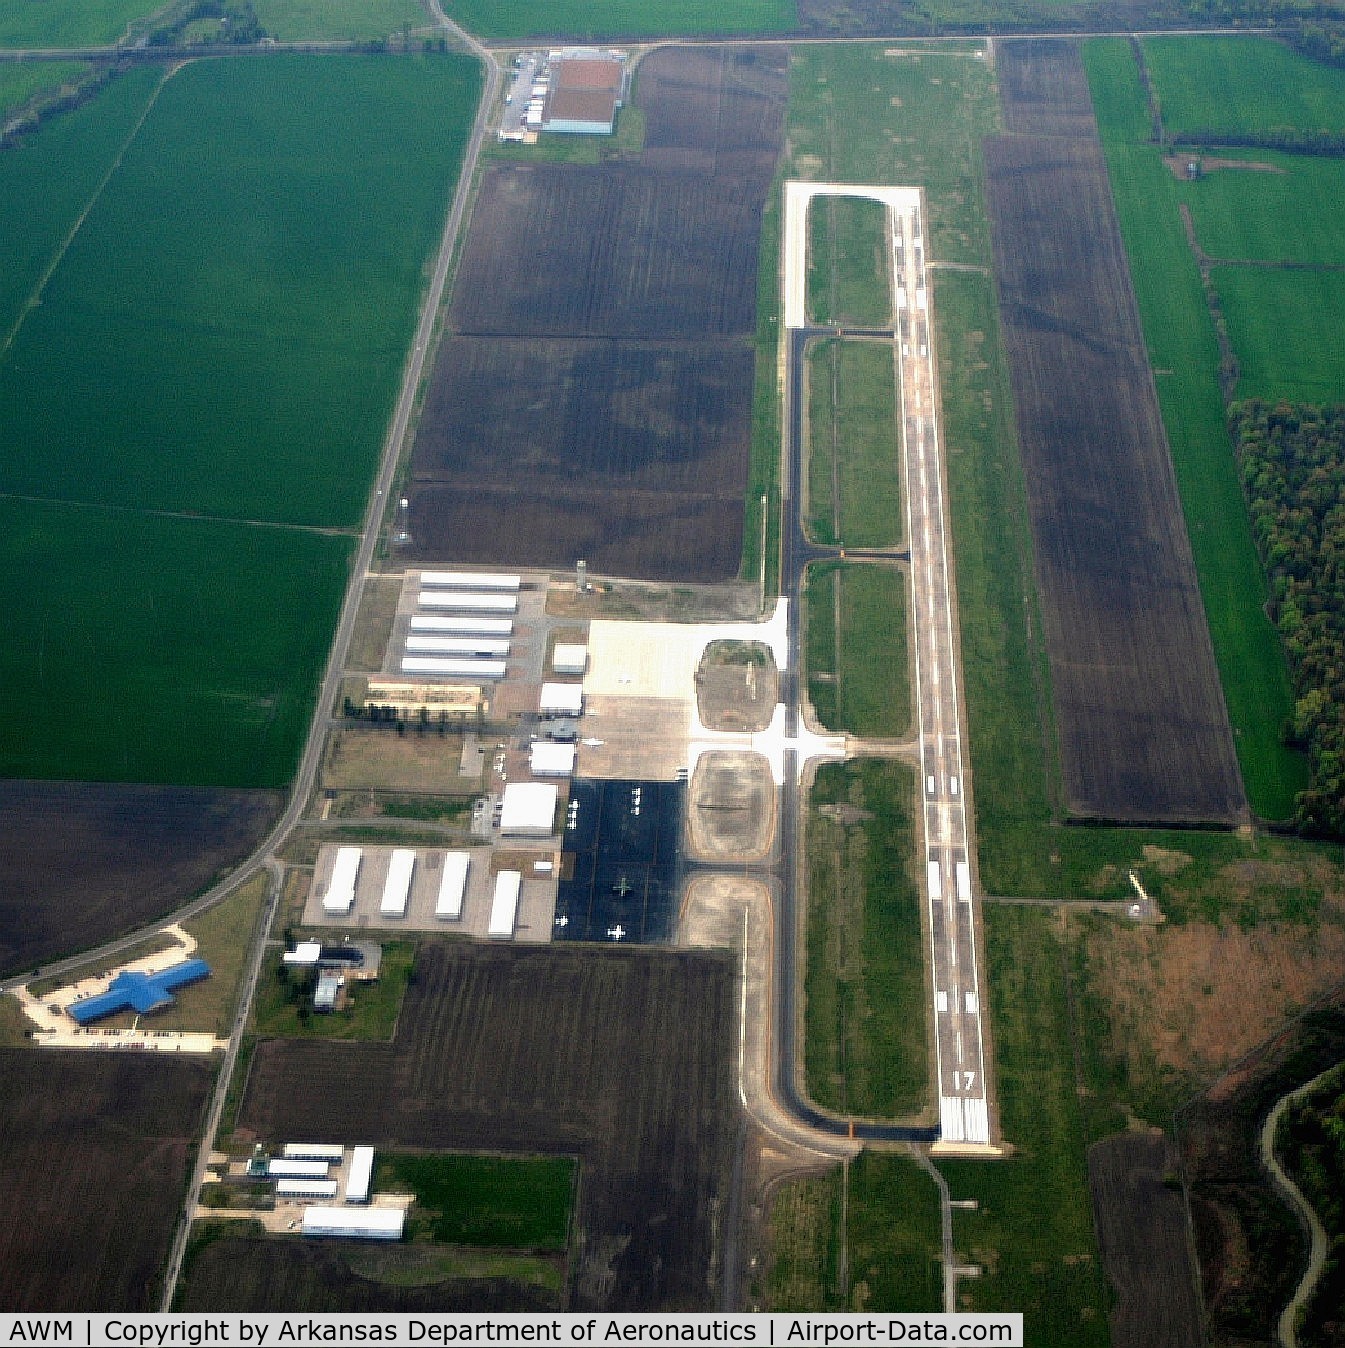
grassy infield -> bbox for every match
[775,31,1345,1337]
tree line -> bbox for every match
[1232,399,1345,837]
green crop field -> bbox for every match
[0,54,481,526]
[0,64,161,343]
[1084,37,1305,822]
[1185,153,1345,265]
[806,339,902,547]
[0,499,351,787]
[440,0,793,40]
[804,562,909,739]
[0,0,168,46]
[379,1153,574,1250]
[0,54,480,788]
[807,195,891,327]
[1216,266,1345,403]
[806,759,928,1120]
[250,0,426,41]
[1142,35,1345,138]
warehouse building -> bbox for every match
[322,847,362,915]
[346,1145,375,1204]
[380,848,416,918]
[488,871,523,938]
[436,851,471,919]
[420,571,520,591]
[302,1207,404,1241]
[541,52,626,135]
[499,782,559,837]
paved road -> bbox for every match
[779,182,992,1149]
[153,9,499,1307]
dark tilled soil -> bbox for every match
[984,40,1244,824]
[232,942,741,1311]
[0,1049,214,1310]
[408,46,787,584]
[1087,1131,1204,1348]
[0,781,280,978]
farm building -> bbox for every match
[276,1179,339,1199]
[282,1143,345,1162]
[410,614,513,636]
[552,643,588,675]
[488,870,522,938]
[436,850,471,919]
[499,782,559,836]
[541,52,626,134]
[539,683,584,717]
[268,1158,331,1179]
[66,958,210,1026]
[322,847,362,915]
[302,1206,404,1240]
[380,848,416,918]
[401,655,507,679]
[417,590,518,613]
[346,1145,375,1204]
[420,570,521,591]
[405,635,510,656]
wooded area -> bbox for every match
[1232,400,1345,836]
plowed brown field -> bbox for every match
[0,1050,213,1310]
[0,782,280,978]
[985,40,1243,823]
[408,46,786,583]
[235,942,740,1310]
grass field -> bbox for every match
[0,0,168,46]
[0,54,480,789]
[805,759,928,1120]
[0,59,88,117]
[1084,37,1305,822]
[440,0,793,40]
[1142,34,1345,139]
[251,939,413,1040]
[806,339,902,547]
[379,1153,574,1249]
[1184,152,1345,266]
[1215,265,1345,403]
[765,1154,942,1311]
[807,195,891,327]
[804,562,909,738]
[250,0,426,41]
[938,906,1110,1341]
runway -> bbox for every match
[781,181,993,1149]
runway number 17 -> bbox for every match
[957,1071,976,1092]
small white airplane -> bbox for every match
[606,924,626,941]
[554,914,568,928]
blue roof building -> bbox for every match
[67,958,211,1026]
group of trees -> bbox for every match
[1232,400,1345,837]
[1278,1070,1345,1346]
[148,0,266,46]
